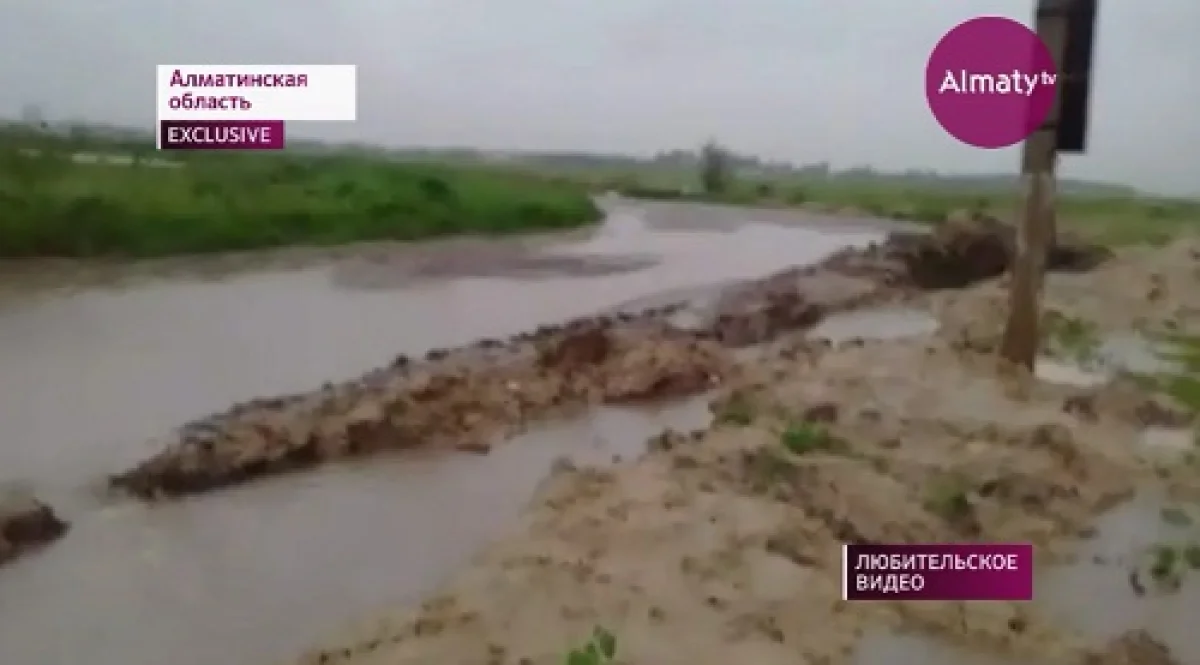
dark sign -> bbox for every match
[1056,0,1097,152]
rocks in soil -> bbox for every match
[0,489,68,564]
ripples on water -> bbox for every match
[0,204,886,665]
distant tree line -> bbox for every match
[0,114,1139,196]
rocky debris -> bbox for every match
[110,317,731,499]
[0,489,68,564]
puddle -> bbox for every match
[1093,332,1182,376]
[1037,331,1183,390]
[1139,428,1195,460]
[517,396,714,468]
[1034,358,1110,388]
[1035,492,1200,663]
[0,397,711,665]
[807,307,938,344]
[853,630,1024,665]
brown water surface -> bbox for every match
[0,200,886,665]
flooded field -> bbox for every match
[1,198,1196,665]
[0,200,887,665]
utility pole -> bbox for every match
[999,0,1096,369]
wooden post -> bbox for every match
[999,2,1070,369]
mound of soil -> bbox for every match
[107,269,900,500]
[110,318,731,499]
[709,271,886,346]
[823,214,1111,290]
[0,490,68,564]
[108,213,1118,501]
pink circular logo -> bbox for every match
[926,16,1057,149]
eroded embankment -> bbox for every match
[287,234,1200,665]
[108,216,1108,499]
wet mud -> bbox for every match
[110,320,731,498]
[291,331,1187,665]
[290,234,1200,665]
[1037,492,1200,663]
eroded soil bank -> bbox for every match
[288,235,1200,665]
[110,213,1107,499]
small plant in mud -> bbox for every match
[1160,506,1193,527]
[741,447,798,493]
[1134,504,1200,593]
[1185,544,1200,570]
[1042,310,1101,365]
[1148,545,1182,588]
[714,395,754,426]
[779,421,837,455]
[565,626,617,665]
[1139,332,1200,413]
[1138,541,1200,592]
[923,475,978,534]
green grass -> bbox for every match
[0,133,601,258]
[564,626,617,665]
[1139,332,1200,413]
[713,394,755,426]
[779,421,838,455]
[924,475,973,523]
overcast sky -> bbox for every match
[3,0,1197,194]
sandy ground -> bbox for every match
[284,237,1200,665]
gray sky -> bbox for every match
[3,0,1197,195]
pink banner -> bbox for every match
[843,543,1033,600]
[159,120,284,150]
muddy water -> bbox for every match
[853,630,1024,665]
[1037,492,1200,663]
[808,306,939,344]
[0,201,883,665]
[1035,342,1200,663]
